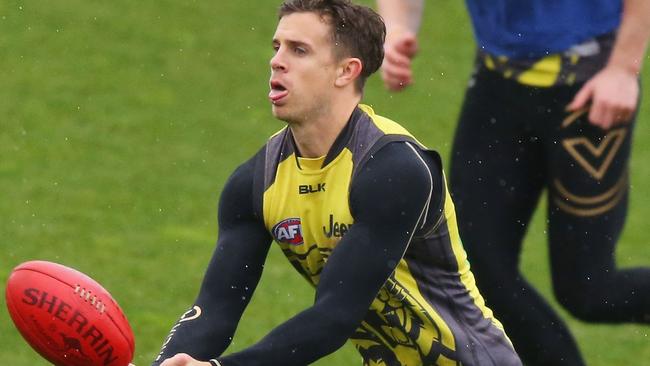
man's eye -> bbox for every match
[294,47,307,55]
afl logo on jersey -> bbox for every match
[272,218,304,245]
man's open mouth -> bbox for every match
[269,80,289,103]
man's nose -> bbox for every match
[270,49,286,71]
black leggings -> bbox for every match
[449,66,650,366]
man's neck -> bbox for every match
[289,98,360,158]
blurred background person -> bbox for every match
[378,0,650,365]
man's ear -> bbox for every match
[334,57,362,87]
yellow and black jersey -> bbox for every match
[254,105,518,365]
[259,105,429,285]
[153,105,521,366]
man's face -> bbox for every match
[269,12,340,123]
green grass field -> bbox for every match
[2,1,649,365]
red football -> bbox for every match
[5,260,135,366]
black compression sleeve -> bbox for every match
[151,156,272,366]
[217,142,438,366]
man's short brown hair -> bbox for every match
[279,0,386,92]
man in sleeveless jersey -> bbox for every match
[378,1,650,365]
[152,1,520,365]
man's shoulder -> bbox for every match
[360,104,410,135]
[359,104,428,148]
[355,141,439,183]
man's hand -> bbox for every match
[160,353,212,366]
[381,30,419,91]
[567,65,639,130]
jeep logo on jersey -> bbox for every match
[272,218,304,245]
[322,214,352,238]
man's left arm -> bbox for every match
[568,0,650,129]
[197,142,435,366]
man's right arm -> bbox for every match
[152,156,272,365]
[377,0,424,91]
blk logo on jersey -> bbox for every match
[299,183,326,195]
[272,218,304,245]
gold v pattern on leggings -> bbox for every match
[562,129,626,180]
[552,173,627,217]
[555,113,628,216]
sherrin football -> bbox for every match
[5,260,135,366]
